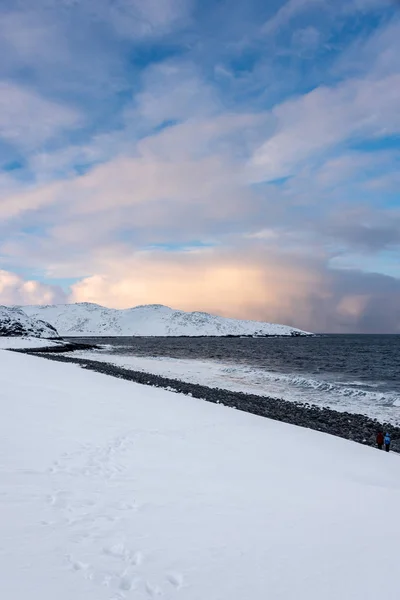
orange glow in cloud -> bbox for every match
[70,249,323,327]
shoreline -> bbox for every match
[14,346,400,453]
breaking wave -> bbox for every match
[219,365,400,415]
[72,333,400,425]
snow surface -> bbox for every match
[0,305,59,338]
[71,351,400,424]
[0,337,61,349]
[20,302,310,337]
[1,349,400,600]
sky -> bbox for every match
[0,0,399,333]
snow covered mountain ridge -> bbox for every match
[19,302,311,337]
[0,306,60,338]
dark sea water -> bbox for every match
[68,335,400,423]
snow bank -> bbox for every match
[1,349,399,600]
[20,302,311,336]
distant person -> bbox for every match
[384,432,391,453]
[376,431,384,450]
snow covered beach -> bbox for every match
[1,346,400,600]
[62,346,400,425]
[18,348,400,451]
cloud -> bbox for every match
[0,0,189,120]
[250,73,400,181]
[0,269,66,305]
[95,0,193,38]
[0,81,399,313]
[1,152,244,223]
[0,1,399,334]
[313,151,391,187]
[0,9,69,70]
[1,0,192,43]
[0,181,67,220]
[263,0,325,35]
[0,82,81,151]
[291,26,321,55]
[0,105,266,227]
[328,222,400,252]
[69,246,324,323]
[263,0,394,36]
[343,0,394,12]
[130,61,220,127]
[69,245,400,333]
[334,17,400,79]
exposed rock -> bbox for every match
[0,306,60,338]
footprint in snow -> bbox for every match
[146,581,164,597]
[47,490,70,508]
[103,543,143,567]
[130,550,143,566]
[71,560,90,572]
[166,572,184,590]
[66,555,90,573]
[118,574,138,591]
[103,542,130,560]
[112,501,139,512]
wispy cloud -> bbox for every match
[263,0,395,36]
[94,0,193,38]
[250,73,400,181]
[0,82,81,151]
[263,0,325,36]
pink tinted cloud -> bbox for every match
[69,245,400,333]
[0,270,66,305]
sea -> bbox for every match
[68,334,400,424]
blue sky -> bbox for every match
[0,0,399,332]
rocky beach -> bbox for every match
[15,344,400,453]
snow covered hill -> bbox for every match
[0,305,59,338]
[20,302,310,337]
[0,349,399,600]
